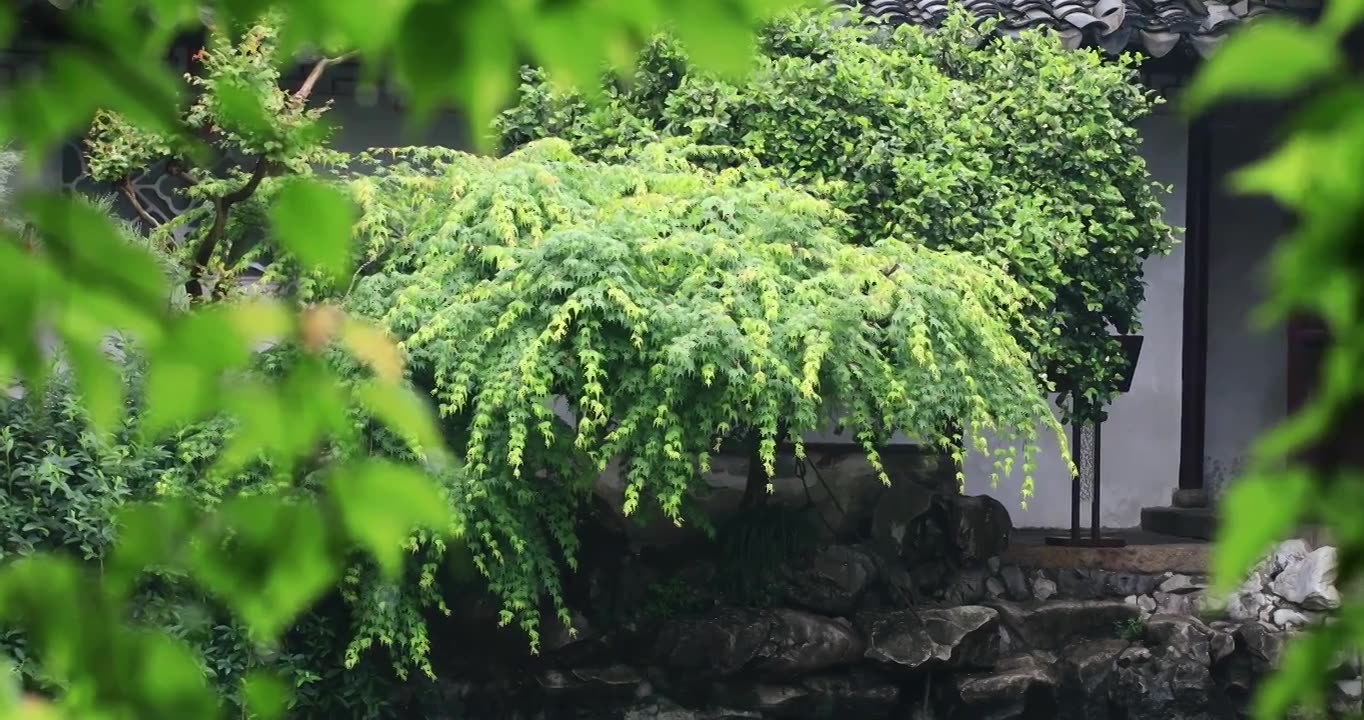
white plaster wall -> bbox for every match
[1202,113,1288,496]
[961,111,1189,528]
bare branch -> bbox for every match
[292,52,357,106]
[882,263,900,278]
[119,179,161,228]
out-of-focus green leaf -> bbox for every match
[1212,469,1311,594]
[217,359,353,474]
[340,316,403,382]
[0,556,219,720]
[392,1,464,130]
[353,381,445,460]
[328,460,450,576]
[242,671,289,720]
[671,2,757,79]
[1320,0,1364,36]
[1254,628,1342,719]
[188,495,338,640]
[1252,399,1335,463]
[143,314,241,436]
[1182,19,1343,117]
[60,338,122,435]
[270,179,356,282]
[106,501,197,597]
[22,194,168,315]
[215,81,275,144]
[0,6,13,48]
[1232,133,1321,209]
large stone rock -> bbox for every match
[1060,638,1129,720]
[1032,574,1058,602]
[870,468,949,564]
[1271,539,1312,575]
[653,608,865,678]
[784,545,879,616]
[991,600,1139,651]
[621,697,760,720]
[1234,622,1285,673]
[1110,643,1229,720]
[1106,572,1162,598]
[1143,615,1234,667]
[1000,566,1030,601]
[754,610,868,677]
[1153,589,1205,617]
[949,495,1012,563]
[1270,546,1341,610]
[598,449,945,549]
[737,670,901,720]
[944,568,989,605]
[954,653,1058,720]
[1223,590,1277,623]
[861,606,1001,671]
[536,664,644,700]
[1055,569,1106,600]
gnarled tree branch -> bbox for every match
[184,158,272,299]
[119,178,161,229]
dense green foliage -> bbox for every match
[0,352,466,717]
[0,0,808,716]
[497,10,1177,421]
[347,138,1063,644]
[1186,2,1364,717]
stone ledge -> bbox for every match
[1141,505,1218,540]
[1003,539,1209,575]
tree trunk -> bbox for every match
[740,431,769,511]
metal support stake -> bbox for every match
[1047,418,1125,548]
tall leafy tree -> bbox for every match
[498,9,1178,422]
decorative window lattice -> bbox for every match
[1075,421,1097,503]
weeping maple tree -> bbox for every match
[345,138,1065,643]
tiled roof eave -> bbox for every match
[839,0,1320,57]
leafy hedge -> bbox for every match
[497,9,1178,421]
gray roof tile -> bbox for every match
[837,0,1320,56]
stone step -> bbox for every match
[1140,505,1217,541]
